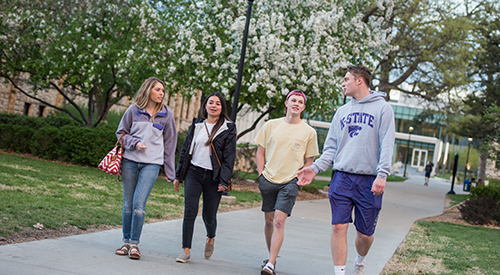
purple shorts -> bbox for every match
[329,171,383,236]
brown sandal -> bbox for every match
[129,245,141,260]
[115,244,130,256]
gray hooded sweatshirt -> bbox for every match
[310,91,395,179]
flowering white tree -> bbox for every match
[162,0,395,137]
[0,0,173,128]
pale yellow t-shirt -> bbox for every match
[254,117,319,184]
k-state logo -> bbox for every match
[348,125,362,137]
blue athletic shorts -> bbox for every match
[329,171,383,236]
[258,174,299,216]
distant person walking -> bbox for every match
[298,65,395,275]
[424,161,433,186]
[255,90,319,275]
[173,92,237,263]
[115,77,177,260]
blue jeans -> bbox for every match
[182,165,223,249]
[121,158,160,244]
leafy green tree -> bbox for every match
[0,0,173,128]
[449,0,500,184]
[365,0,475,102]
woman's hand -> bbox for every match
[136,142,147,151]
[217,185,227,192]
[173,179,180,192]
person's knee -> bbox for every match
[273,218,285,230]
[133,209,145,216]
[332,223,348,234]
[264,213,274,228]
[356,231,374,243]
[273,210,288,230]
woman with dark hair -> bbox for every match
[114,77,177,260]
[174,92,237,263]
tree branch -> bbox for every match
[49,81,88,126]
[2,74,85,126]
[236,106,275,140]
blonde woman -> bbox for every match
[114,77,177,260]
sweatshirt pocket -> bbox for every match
[153,123,164,131]
[336,146,372,173]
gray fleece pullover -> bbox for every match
[310,91,395,179]
[116,104,177,181]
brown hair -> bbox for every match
[347,65,371,87]
[201,92,231,146]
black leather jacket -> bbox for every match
[175,118,237,188]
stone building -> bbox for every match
[0,76,202,132]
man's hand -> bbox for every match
[217,185,227,192]
[297,166,316,186]
[173,179,180,192]
[371,177,386,196]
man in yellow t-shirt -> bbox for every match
[255,90,319,275]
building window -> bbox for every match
[39,105,46,117]
[24,102,31,116]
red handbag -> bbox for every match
[98,133,126,181]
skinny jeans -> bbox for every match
[121,158,160,245]
[182,165,222,248]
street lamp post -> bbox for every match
[230,0,254,122]
[464,137,473,180]
[226,0,254,196]
[403,126,414,177]
[448,153,459,195]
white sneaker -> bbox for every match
[353,264,365,275]
[261,263,276,275]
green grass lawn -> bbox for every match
[382,221,500,274]
[0,152,260,238]
[447,194,469,207]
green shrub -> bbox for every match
[301,185,319,194]
[60,125,116,166]
[0,113,78,129]
[43,115,80,128]
[0,112,187,168]
[469,184,500,200]
[459,196,500,225]
[459,184,500,225]
[0,113,46,129]
[488,178,500,186]
[9,125,35,153]
[31,125,66,160]
[0,124,13,150]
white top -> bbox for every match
[191,122,215,170]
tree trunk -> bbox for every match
[477,152,487,186]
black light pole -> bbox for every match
[464,137,473,180]
[230,0,254,122]
[403,126,414,177]
[225,0,253,196]
[448,153,459,195]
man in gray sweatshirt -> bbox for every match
[297,65,395,275]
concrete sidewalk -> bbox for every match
[0,177,457,275]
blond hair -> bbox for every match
[133,77,166,121]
